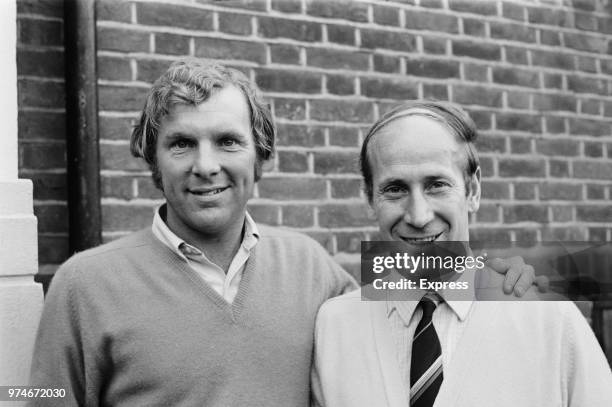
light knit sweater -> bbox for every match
[29,226,356,407]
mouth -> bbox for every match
[400,231,443,244]
[188,186,229,196]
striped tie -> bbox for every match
[409,297,442,407]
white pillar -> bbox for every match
[0,0,44,393]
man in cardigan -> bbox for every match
[29,61,545,406]
[311,101,612,407]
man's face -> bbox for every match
[368,114,480,244]
[155,85,256,241]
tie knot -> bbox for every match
[419,297,437,319]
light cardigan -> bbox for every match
[29,226,356,407]
[312,289,612,407]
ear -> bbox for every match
[467,167,481,213]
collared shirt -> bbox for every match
[151,205,259,303]
[387,269,476,400]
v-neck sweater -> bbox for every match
[29,226,356,407]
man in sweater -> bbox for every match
[29,61,544,406]
[311,101,612,407]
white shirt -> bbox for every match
[151,205,259,303]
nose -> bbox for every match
[403,190,434,229]
[191,142,221,177]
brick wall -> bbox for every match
[17,0,612,276]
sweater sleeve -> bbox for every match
[27,260,96,407]
[561,303,612,407]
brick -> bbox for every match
[17,18,62,46]
[463,18,485,36]
[373,5,399,26]
[550,206,573,222]
[270,44,300,65]
[549,159,569,178]
[282,205,314,227]
[492,67,539,88]
[453,40,500,60]
[258,177,326,199]
[587,184,606,199]
[567,75,607,96]
[499,158,545,177]
[35,204,69,233]
[306,0,369,22]
[572,0,596,12]
[490,22,535,43]
[420,0,443,8]
[278,151,308,172]
[531,50,574,70]
[336,231,367,253]
[328,126,359,147]
[540,30,561,46]
[502,2,525,21]
[99,116,134,141]
[543,74,563,90]
[542,227,585,241]
[18,0,63,18]
[314,152,357,174]
[17,49,64,77]
[27,172,67,200]
[475,135,505,153]
[218,12,252,36]
[604,60,612,76]
[533,94,576,112]
[101,176,134,200]
[423,83,448,100]
[155,33,190,55]
[331,179,362,198]
[98,56,132,81]
[513,228,539,244]
[318,203,371,227]
[326,75,354,95]
[96,0,131,22]
[481,181,509,199]
[404,11,458,33]
[510,137,532,154]
[405,59,460,79]
[576,206,612,222]
[503,205,548,223]
[98,27,149,53]
[18,111,65,140]
[259,17,321,42]
[307,48,369,70]
[581,100,601,116]
[310,99,374,123]
[38,235,69,265]
[588,228,609,242]
[271,0,301,13]
[563,32,607,53]
[584,141,603,158]
[527,7,571,27]
[195,37,266,64]
[600,16,612,35]
[506,91,530,110]
[449,0,497,15]
[423,37,447,54]
[536,139,579,156]
[98,85,149,111]
[504,46,528,65]
[453,85,502,107]
[373,54,400,73]
[463,63,488,82]
[327,24,355,45]
[478,156,494,175]
[137,3,213,30]
[469,228,511,243]
[18,80,65,109]
[361,29,417,52]
[247,204,280,226]
[256,69,321,94]
[575,13,598,31]
[136,59,172,83]
[100,144,148,171]
[276,123,325,146]
[573,161,612,180]
[361,77,418,100]
[539,182,582,200]
[467,110,492,130]
[102,204,156,231]
[273,99,306,121]
[200,0,267,12]
[136,177,162,199]
[475,204,499,223]
[513,182,535,200]
[569,118,611,136]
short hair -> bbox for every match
[360,100,480,202]
[130,58,275,189]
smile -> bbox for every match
[188,186,229,196]
[400,231,443,244]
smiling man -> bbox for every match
[29,61,547,407]
[311,101,612,407]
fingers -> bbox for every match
[503,267,522,295]
[512,265,535,297]
[535,275,550,293]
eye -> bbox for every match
[221,138,237,147]
[380,184,406,197]
[428,180,450,191]
[170,139,194,151]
